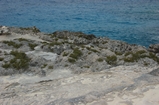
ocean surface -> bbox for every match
[0,0,159,47]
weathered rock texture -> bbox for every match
[0,26,159,105]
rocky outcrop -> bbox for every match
[0,26,10,35]
[0,26,159,105]
[0,26,159,76]
[149,68,159,76]
[148,44,159,53]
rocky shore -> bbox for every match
[0,26,159,105]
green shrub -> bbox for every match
[88,52,92,54]
[124,57,135,62]
[2,63,10,69]
[41,64,47,68]
[2,50,30,70]
[97,58,103,62]
[86,47,99,53]
[69,48,82,60]
[68,58,76,63]
[136,50,146,54]
[83,66,90,68]
[3,41,22,48]
[48,66,54,69]
[28,43,38,50]
[63,52,69,56]
[115,51,123,55]
[102,41,108,44]
[124,50,148,62]
[124,52,133,56]
[106,55,117,65]
[149,52,159,63]
[0,57,4,61]
[65,64,68,67]
[32,26,40,33]
[49,42,62,46]
[144,61,149,66]
[18,38,29,42]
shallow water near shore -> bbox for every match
[0,0,159,47]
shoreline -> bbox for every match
[0,26,159,105]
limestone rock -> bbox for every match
[0,26,10,35]
[148,44,159,53]
[149,68,159,76]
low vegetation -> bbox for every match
[63,52,69,56]
[97,58,103,62]
[2,50,30,70]
[149,52,159,63]
[69,48,82,60]
[3,41,22,48]
[115,51,123,55]
[48,66,54,69]
[68,58,76,63]
[18,38,29,42]
[83,65,90,68]
[49,41,62,46]
[106,55,117,65]
[0,57,4,61]
[28,43,38,50]
[124,50,146,62]
[41,64,47,68]
[124,50,159,63]
[86,47,99,53]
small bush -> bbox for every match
[144,61,149,66]
[49,42,62,46]
[88,52,92,54]
[41,64,47,68]
[124,52,133,56]
[124,50,148,63]
[102,41,108,44]
[136,50,146,54]
[124,57,135,62]
[65,64,68,67]
[86,47,99,53]
[28,43,38,50]
[3,41,22,48]
[106,55,117,65]
[115,51,123,55]
[2,50,30,70]
[18,38,29,42]
[68,58,76,63]
[149,52,159,63]
[48,66,54,69]
[0,57,4,61]
[83,66,90,68]
[63,52,69,56]
[97,58,103,62]
[69,48,82,60]
[2,63,10,69]
[32,26,40,33]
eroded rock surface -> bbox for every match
[0,26,159,105]
[0,65,159,105]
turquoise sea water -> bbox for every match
[0,0,159,47]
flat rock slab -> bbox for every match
[149,68,159,76]
[0,65,159,105]
[26,51,57,62]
